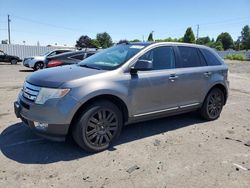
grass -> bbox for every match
[224,54,246,61]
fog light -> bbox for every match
[34,122,48,131]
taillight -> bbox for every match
[48,60,63,67]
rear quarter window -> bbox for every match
[200,48,222,66]
[86,53,95,58]
[70,54,85,60]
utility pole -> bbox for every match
[8,14,11,44]
[196,24,199,43]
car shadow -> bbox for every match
[0,112,205,164]
[19,69,34,72]
[0,63,20,65]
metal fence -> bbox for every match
[0,44,75,59]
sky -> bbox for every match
[0,0,250,46]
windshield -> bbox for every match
[78,44,146,70]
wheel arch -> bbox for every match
[35,61,44,65]
[206,83,228,105]
[68,94,129,135]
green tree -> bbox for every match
[216,32,234,50]
[183,27,195,43]
[214,41,224,51]
[1,40,8,44]
[75,35,93,49]
[96,32,113,48]
[130,39,141,42]
[90,39,101,48]
[206,40,223,51]
[234,37,242,51]
[155,37,179,42]
[117,40,129,44]
[196,36,210,45]
[240,25,250,50]
[147,32,154,42]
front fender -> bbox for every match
[68,81,131,121]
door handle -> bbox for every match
[204,72,212,77]
[169,74,179,82]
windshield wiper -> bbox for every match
[79,64,102,70]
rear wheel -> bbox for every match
[72,100,123,152]
[10,59,17,65]
[200,88,224,120]
[34,62,44,71]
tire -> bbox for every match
[10,59,18,65]
[72,100,123,152]
[200,88,225,121]
[34,62,44,71]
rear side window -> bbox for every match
[86,53,95,58]
[56,51,67,55]
[177,46,206,68]
[70,54,85,60]
[200,48,222,66]
[139,46,175,70]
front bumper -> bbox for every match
[14,101,68,141]
[23,60,30,68]
[23,59,36,68]
[14,92,79,141]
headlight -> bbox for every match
[35,88,70,104]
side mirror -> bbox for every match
[130,59,153,74]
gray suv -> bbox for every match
[14,42,229,152]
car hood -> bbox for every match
[26,65,106,88]
[25,56,45,60]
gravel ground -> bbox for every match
[0,61,249,188]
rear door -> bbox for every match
[174,46,209,108]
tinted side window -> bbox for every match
[177,46,205,68]
[200,48,222,66]
[86,53,95,58]
[139,46,175,70]
[70,54,85,60]
[48,51,56,56]
[56,51,66,55]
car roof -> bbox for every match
[53,49,74,51]
[128,42,210,49]
[47,49,97,59]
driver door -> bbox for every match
[129,46,179,116]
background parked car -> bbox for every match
[45,49,98,68]
[23,49,73,71]
[0,50,22,64]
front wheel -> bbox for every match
[72,101,123,152]
[34,62,44,71]
[200,88,225,120]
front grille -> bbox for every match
[22,82,40,102]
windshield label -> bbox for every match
[130,45,144,49]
